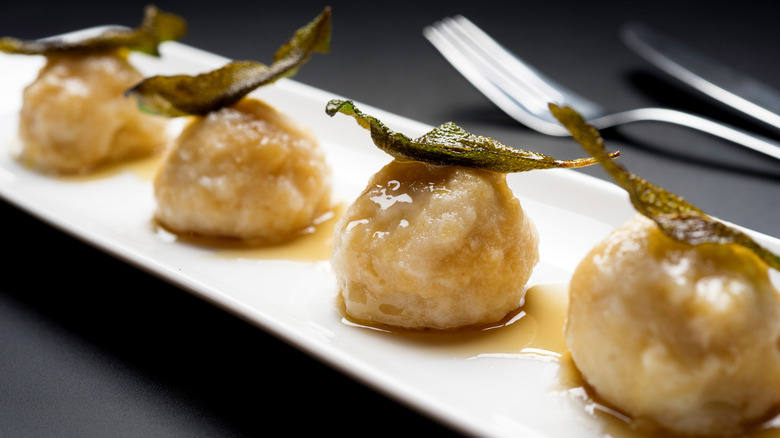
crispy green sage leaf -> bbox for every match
[126,7,331,117]
[549,102,780,271]
[325,99,617,173]
[0,5,186,57]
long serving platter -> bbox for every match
[2,35,779,437]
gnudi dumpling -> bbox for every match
[331,159,539,330]
[19,52,169,174]
[154,97,332,243]
[566,214,780,436]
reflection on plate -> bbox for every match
[2,37,779,438]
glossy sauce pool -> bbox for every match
[59,151,341,262]
[156,204,341,263]
[341,283,569,361]
[56,149,164,182]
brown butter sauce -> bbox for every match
[55,149,165,182]
[190,205,341,262]
[60,150,340,262]
[340,283,569,360]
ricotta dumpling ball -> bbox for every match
[566,214,780,436]
[18,52,169,174]
[154,97,332,243]
[331,159,539,330]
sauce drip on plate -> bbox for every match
[340,283,569,360]
[152,204,344,263]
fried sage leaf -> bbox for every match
[0,5,186,57]
[549,102,780,271]
[325,99,616,173]
[126,7,331,117]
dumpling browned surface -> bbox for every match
[18,52,168,173]
[331,159,539,330]
[154,97,332,244]
[566,214,780,436]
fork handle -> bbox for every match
[591,107,780,161]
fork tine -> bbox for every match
[449,16,566,103]
[448,16,604,118]
[424,18,567,134]
[423,18,568,136]
[425,18,551,115]
[424,16,606,134]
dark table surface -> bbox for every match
[2,1,779,436]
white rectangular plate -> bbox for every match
[2,37,779,437]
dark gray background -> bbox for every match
[2,1,779,436]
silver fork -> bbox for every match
[423,15,780,161]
